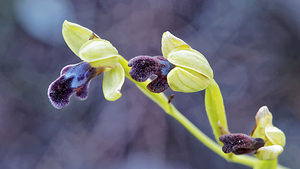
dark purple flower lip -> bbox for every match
[128,55,175,93]
[48,62,102,109]
[219,133,265,155]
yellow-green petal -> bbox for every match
[265,126,286,147]
[62,20,97,56]
[79,39,120,68]
[255,145,283,160]
[167,67,211,92]
[167,48,213,80]
[161,31,190,58]
[102,63,125,101]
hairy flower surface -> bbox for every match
[219,133,265,155]
[128,56,175,93]
[128,32,214,93]
[48,62,100,109]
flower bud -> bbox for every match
[161,31,213,92]
[62,20,99,56]
[255,145,283,160]
[79,39,121,68]
[251,106,286,160]
[251,106,286,147]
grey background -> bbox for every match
[0,0,299,169]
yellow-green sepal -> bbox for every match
[252,106,273,139]
[79,39,120,68]
[167,67,212,92]
[161,31,190,58]
[102,63,125,101]
[167,48,213,80]
[205,79,228,144]
[62,20,97,56]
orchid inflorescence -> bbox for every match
[48,21,287,169]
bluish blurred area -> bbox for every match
[0,0,299,168]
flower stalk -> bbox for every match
[119,57,256,168]
[120,57,288,169]
[254,159,278,169]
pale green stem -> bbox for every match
[254,160,289,169]
[119,57,288,169]
[254,159,277,169]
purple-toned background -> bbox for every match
[0,0,299,168]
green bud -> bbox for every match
[251,106,286,147]
[161,31,214,92]
[251,106,286,161]
[255,145,283,160]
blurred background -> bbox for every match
[0,0,299,168]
